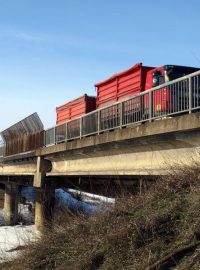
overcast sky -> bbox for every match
[0,0,200,130]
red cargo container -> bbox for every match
[95,63,154,108]
[56,94,96,124]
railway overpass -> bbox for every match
[1,69,200,231]
[1,113,200,179]
[1,113,200,231]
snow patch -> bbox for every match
[0,187,113,263]
[0,225,35,263]
[21,187,35,203]
[68,189,115,204]
[55,188,100,216]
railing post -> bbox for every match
[43,131,46,147]
[189,77,192,114]
[97,110,100,135]
[120,102,123,128]
[149,90,153,122]
[80,117,83,139]
[66,122,68,141]
[54,127,56,144]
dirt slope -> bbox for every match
[1,164,200,270]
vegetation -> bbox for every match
[1,164,200,270]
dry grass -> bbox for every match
[2,163,200,270]
[0,188,4,209]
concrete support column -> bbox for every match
[35,185,55,234]
[4,183,18,225]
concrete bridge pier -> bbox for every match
[33,156,55,234]
[4,182,19,225]
[35,184,55,234]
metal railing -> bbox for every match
[45,70,200,146]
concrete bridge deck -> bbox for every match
[1,113,200,179]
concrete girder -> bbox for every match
[1,114,200,179]
[0,161,37,176]
[47,131,200,176]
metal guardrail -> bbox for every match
[44,69,200,146]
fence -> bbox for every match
[43,70,200,146]
[0,145,4,157]
[1,113,44,157]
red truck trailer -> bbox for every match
[95,63,199,122]
[56,94,96,125]
[95,63,154,128]
[95,63,154,108]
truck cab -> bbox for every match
[144,65,200,115]
[145,65,199,90]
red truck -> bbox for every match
[56,63,199,127]
[95,63,199,119]
[144,65,199,115]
